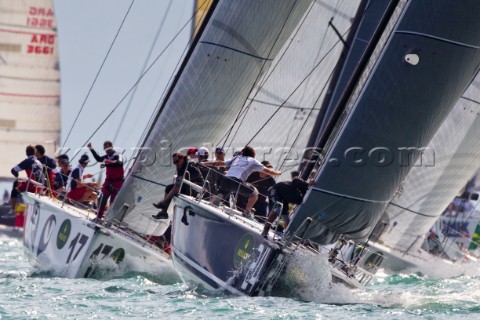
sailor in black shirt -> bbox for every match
[152,152,204,219]
[261,175,313,238]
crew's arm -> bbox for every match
[261,167,281,176]
[202,160,226,167]
[87,143,105,162]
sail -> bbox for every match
[0,0,61,179]
[193,0,214,36]
[287,0,480,245]
[375,75,480,254]
[224,0,363,179]
[110,0,313,235]
[302,0,394,174]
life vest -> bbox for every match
[104,152,124,180]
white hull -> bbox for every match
[367,240,457,275]
[22,193,178,279]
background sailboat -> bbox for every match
[0,0,60,178]
[367,74,480,273]
[20,1,197,279]
[0,0,60,233]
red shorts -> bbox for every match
[68,187,86,201]
[17,181,42,193]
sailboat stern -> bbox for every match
[170,195,285,296]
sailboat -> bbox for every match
[365,74,480,273]
[0,0,60,236]
[19,1,184,278]
[163,0,480,296]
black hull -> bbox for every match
[171,195,285,296]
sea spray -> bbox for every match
[272,249,332,301]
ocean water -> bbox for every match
[1,235,480,320]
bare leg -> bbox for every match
[246,193,258,212]
[261,211,278,237]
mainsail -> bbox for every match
[0,0,60,179]
[375,75,480,254]
[110,0,313,235]
[287,0,480,245]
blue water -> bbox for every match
[1,235,480,319]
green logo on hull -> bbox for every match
[234,233,256,269]
[111,248,125,263]
[56,219,71,249]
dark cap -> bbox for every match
[56,154,69,161]
[56,154,69,165]
[291,170,300,178]
[79,154,90,164]
[215,147,225,154]
[261,160,273,168]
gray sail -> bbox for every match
[287,0,480,245]
[301,0,393,178]
[376,76,480,254]
[109,0,313,235]
[224,0,362,178]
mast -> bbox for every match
[300,0,399,179]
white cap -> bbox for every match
[197,147,209,156]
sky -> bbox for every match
[1,0,196,204]
[53,0,195,168]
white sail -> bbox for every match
[376,75,480,254]
[110,0,313,235]
[225,0,362,179]
[0,0,60,178]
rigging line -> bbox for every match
[311,187,389,204]
[130,0,212,163]
[277,71,335,172]
[112,0,174,143]
[62,0,136,147]
[246,98,321,110]
[72,2,209,166]
[221,0,308,149]
[276,6,340,171]
[245,32,349,147]
[69,2,203,163]
[224,2,317,148]
[216,106,252,146]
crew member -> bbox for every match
[87,141,124,219]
